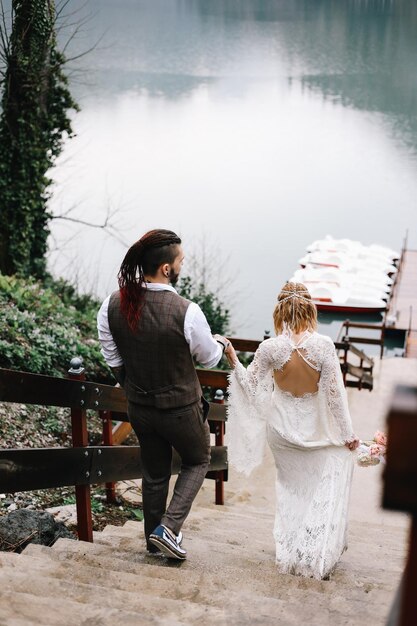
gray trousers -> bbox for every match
[128,399,211,546]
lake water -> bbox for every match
[45,0,417,338]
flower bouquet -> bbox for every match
[356,431,387,467]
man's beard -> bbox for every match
[169,268,180,285]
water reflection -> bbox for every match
[3,0,415,336]
[60,0,417,154]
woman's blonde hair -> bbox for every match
[273,282,318,335]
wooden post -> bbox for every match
[383,385,417,625]
[68,357,93,542]
[100,410,117,504]
[341,336,349,387]
[380,318,386,360]
[398,518,417,626]
[213,389,225,506]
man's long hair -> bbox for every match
[118,229,181,332]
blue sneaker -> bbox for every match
[149,525,187,560]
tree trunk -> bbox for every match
[0,0,77,277]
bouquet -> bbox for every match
[356,431,387,467]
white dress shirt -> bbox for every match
[97,283,223,369]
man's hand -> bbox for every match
[213,334,228,350]
[111,366,126,387]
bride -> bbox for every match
[224,282,359,580]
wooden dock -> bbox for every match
[388,249,417,357]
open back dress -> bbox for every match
[227,330,355,580]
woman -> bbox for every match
[225,282,359,580]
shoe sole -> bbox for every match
[148,535,186,560]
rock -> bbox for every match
[46,504,78,527]
[0,509,76,553]
[7,503,17,512]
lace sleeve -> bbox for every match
[320,339,355,443]
[226,341,274,475]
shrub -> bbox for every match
[0,274,111,382]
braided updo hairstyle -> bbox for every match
[118,229,181,331]
[273,282,318,335]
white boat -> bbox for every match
[291,266,393,295]
[298,251,397,276]
[306,235,399,262]
[307,283,387,314]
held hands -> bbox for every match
[213,334,238,368]
[224,340,238,369]
[345,437,360,451]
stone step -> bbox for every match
[68,508,408,560]
[19,544,290,604]
[92,525,405,578]
[0,589,186,626]
[47,535,400,601]
[8,550,205,602]
[4,550,399,626]
[0,552,20,568]
[20,532,402,625]
[96,523,273,556]
[0,569,225,625]
[8,546,395,626]
[92,531,277,571]
[0,553,297,625]
[100,523,141,536]
[111,509,408,544]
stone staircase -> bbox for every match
[0,496,407,626]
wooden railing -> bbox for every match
[334,338,374,390]
[338,319,386,359]
[383,384,417,626]
[386,232,408,322]
[0,359,228,543]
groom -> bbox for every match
[97,229,228,560]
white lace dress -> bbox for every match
[227,331,355,580]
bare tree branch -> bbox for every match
[51,200,130,248]
[0,0,11,59]
[64,36,107,63]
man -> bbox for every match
[97,229,228,560]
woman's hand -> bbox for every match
[224,340,238,369]
[345,436,360,451]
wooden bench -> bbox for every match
[0,359,228,542]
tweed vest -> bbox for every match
[107,289,202,409]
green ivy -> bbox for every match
[0,1,79,278]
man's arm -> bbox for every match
[97,296,125,385]
[184,303,224,368]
